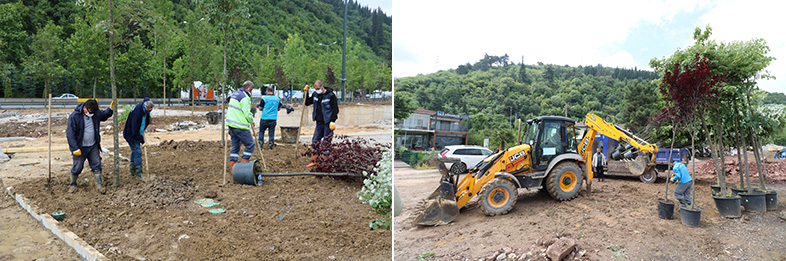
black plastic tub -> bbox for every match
[739,192,767,213]
[232,160,261,186]
[712,195,741,218]
[763,190,778,211]
[679,206,702,228]
[658,198,675,220]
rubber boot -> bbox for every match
[133,165,144,181]
[678,199,688,207]
[229,161,237,172]
[68,174,78,193]
[129,164,136,177]
[306,155,318,168]
[94,171,106,194]
[268,143,274,150]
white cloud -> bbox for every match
[394,0,784,94]
[696,0,786,93]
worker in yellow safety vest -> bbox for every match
[226,80,256,171]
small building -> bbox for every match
[395,108,469,150]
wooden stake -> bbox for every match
[250,125,268,170]
[144,146,149,179]
[295,86,309,157]
[47,94,52,190]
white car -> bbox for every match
[53,93,78,99]
[439,145,494,174]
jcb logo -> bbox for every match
[509,151,526,162]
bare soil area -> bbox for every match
[394,160,786,260]
[11,140,391,259]
[0,190,79,260]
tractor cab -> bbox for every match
[523,116,578,171]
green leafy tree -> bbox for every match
[65,15,108,98]
[0,3,27,65]
[23,21,64,98]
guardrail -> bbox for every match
[0,97,391,109]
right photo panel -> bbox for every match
[393,1,786,260]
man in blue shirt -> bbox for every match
[256,86,293,150]
[671,158,693,207]
[123,98,154,181]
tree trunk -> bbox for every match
[716,118,727,194]
[750,132,766,191]
[163,43,167,117]
[702,117,725,194]
[689,121,696,209]
[109,0,120,189]
[665,121,677,200]
[740,130,752,193]
[736,134,744,189]
[222,27,228,184]
[92,77,97,98]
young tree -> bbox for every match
[201,0,249,146]
[23,21,64,98]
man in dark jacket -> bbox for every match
[304,80,339,144]
[123,97,154,180]
[66,99,113,193]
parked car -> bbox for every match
[439,145,494,174]
[53,93,78,99]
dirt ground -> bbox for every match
[394,159,786,260]
[11,140,391,259]
[1,107,392,260]
[0,189,79,260]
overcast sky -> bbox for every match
[393,0,786,94]
[355,0,391,16]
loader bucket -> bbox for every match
[624,152,656,176]
[413,181,459,226]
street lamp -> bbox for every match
[319,41,337,52]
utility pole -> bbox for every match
[341,0,347,103]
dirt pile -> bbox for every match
[472,233,589,261]
[694,159,786,180]
[0,118,67,137]
[111,176,198,209]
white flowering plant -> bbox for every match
[357,147,392,230]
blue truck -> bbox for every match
[593,134,690,182]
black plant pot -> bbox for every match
[710,185,721,195]
[657,198,675,220]
[739,192,767,213]
[679,206,702,228]
[712,195,741,218]
[763,190,778,211]
[731,186,759,196]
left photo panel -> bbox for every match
[0,0,393,259]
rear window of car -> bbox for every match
[453,149,472,155]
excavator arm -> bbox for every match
[580,113,658,180]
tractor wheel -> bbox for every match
[479,178,518,216]
[450,162,467,174]
[639,169,658,183]
[546,162,584,201]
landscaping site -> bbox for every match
[0,105,392,259]
[394,156,786,260]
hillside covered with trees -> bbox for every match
[0,0,391,99]
[394,54,786,147]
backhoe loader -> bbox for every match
[414,113,658,226]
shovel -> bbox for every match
[145,145,150,179]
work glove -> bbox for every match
[303,85,309,93]
[329,122,336,131]
[72,149,82,156]
[285,105,294,114]
[251,106,257,115]
[109,100,115,109]
[142,143,147,149]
